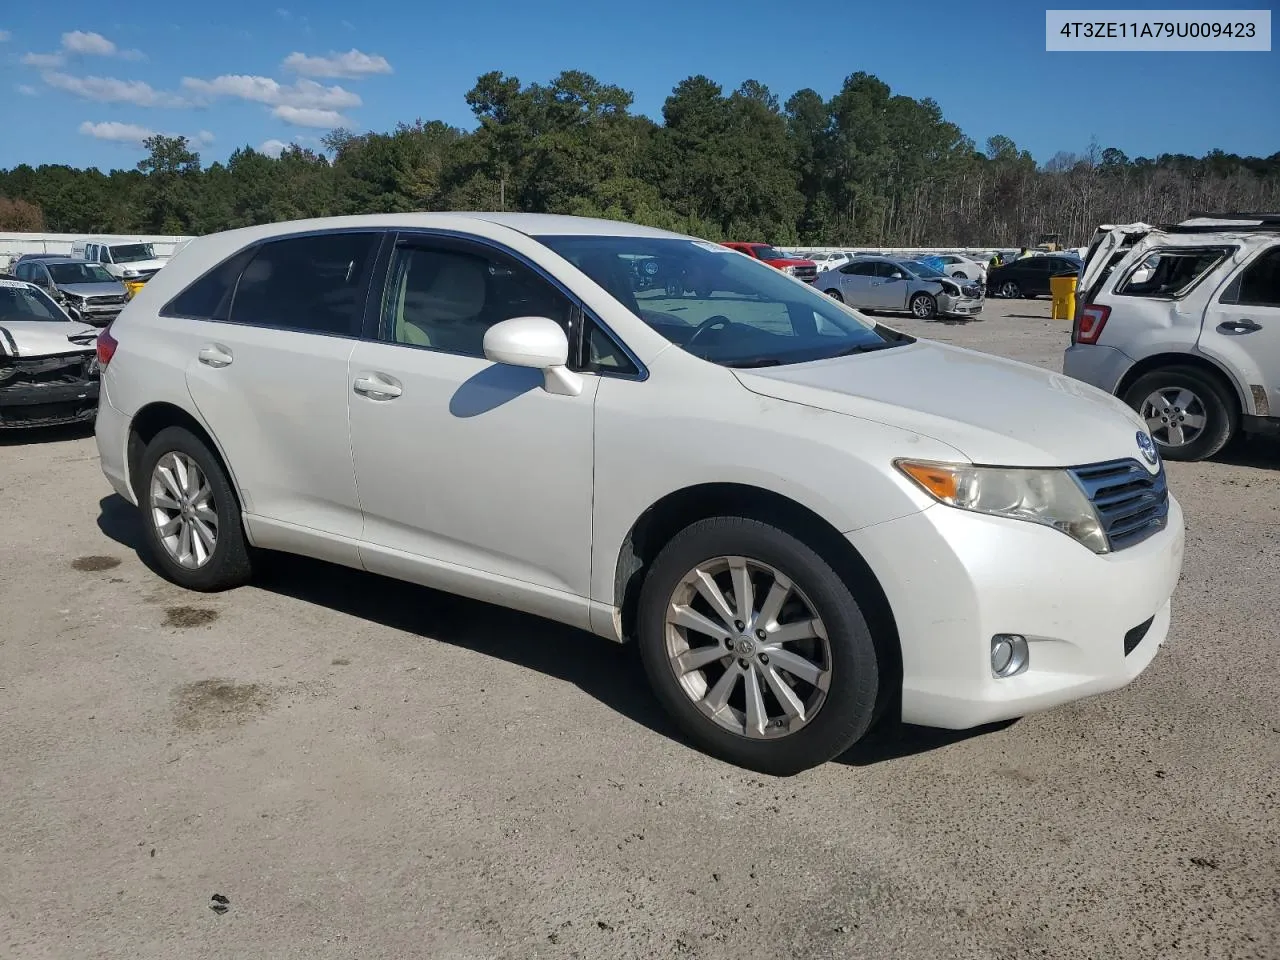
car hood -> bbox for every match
[0,320,99,357]
[732,340,1152,468]
[57,281,127,297]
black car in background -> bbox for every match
[987,255,1082,299]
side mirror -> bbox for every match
[483,316,583,397]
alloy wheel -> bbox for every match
[149,451,219,569]
[663,556,832,739]
[1000,280,1020,298]
[1141,387,1208,448]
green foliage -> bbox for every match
[2,70,1277,245]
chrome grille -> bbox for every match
[792,265,818,282]
[88,295,126,306]
[962,282,983,298]
[1071,458,1169,551]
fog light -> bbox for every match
[990,634,1029,678]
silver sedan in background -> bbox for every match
[817,256,985,320]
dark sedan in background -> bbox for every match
[987,254,1082,299]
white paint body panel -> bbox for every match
[97,212,1186,731]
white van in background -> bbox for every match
[71,238,168,283]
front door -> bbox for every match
[1199,243,1280,416]
[347,233,598,614]
[181,229,381,545]
[866,262,908,310]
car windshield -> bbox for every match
[903,260,947,279]
[47,262,116,284]
[535,235,908,368]
[751,245,787,261]
[0,280,67,322]
[109,243,155,263]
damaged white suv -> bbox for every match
[1065,214,1280,461]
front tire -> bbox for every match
[998,279,1021,298]
[910,292,938,319]
[137,426,254,591]
[637,517,880,775]
[1123,366,1236,461]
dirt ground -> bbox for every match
[2,297,1277,960]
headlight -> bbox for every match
[783,265,798,275]
[123,269,139,278]
[895,459,1108,553]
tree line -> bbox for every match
[2,70,1277,247]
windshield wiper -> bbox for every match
[723,357,782,368]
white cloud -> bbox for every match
[42,71,189,107]
[22,51,65,68]
[259,138,288,157]
[62,30,116,56]
[79,120,155,144]
[181,74,360,110]
[196,129,215,145]
[17,84,38,96]
[282,48,391,78]
[272,105,346,127]
[0,30,11,43]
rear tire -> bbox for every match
[999,280,1021,299]
[637,516,880,775]
[136,426,254,591]
[824,288,843,302]
[1122,366,1236,462]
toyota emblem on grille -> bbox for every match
[1136,430,1159,465]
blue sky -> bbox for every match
[0,0,1276,171]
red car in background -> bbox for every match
[721,242,819,284]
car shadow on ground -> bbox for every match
[0,421,94,446]
[97,492,1014,771]
[1216,434,1280,469]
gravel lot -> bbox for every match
[2,297,1277,960]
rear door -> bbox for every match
[1199,243,1280,417]
[834,261,874,304]
[178,229,383,550]
[1021,257,1052,296]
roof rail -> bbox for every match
[1187,211,1280,222]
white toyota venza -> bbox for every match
[94,214,1185,774]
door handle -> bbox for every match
[1218,319,1262,334]
[197,344,233,367]
[353,374,402,400]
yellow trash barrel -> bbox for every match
[123,280,146,300]
[1050,274,1078,320]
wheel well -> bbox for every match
[126,402,238,505]
[613,483,902,695]
[1115,353,1245,412]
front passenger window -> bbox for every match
[383,244,573,358]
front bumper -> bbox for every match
[849,495,1185,729]
[0,377,100,428]
[65,303,124,328]
[1063,343,1135,395]
[937,293,984,318]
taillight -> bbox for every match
[96,324,119,366]
[1073,304,1110,345]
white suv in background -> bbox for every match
[1065,215,1280,461]
[95,213,1184,774]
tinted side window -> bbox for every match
[840,262,869,275]
[873,262,900,278]
[382,241,574,358]
[14,263,28,280]
[162,246,257,321]
[229,232,378,335]
[1224,247,1280,307]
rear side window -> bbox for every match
[1116,247,1232,300]
[228,232,379,336]
[162,247,256,321]
[1221,247,1280,307]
